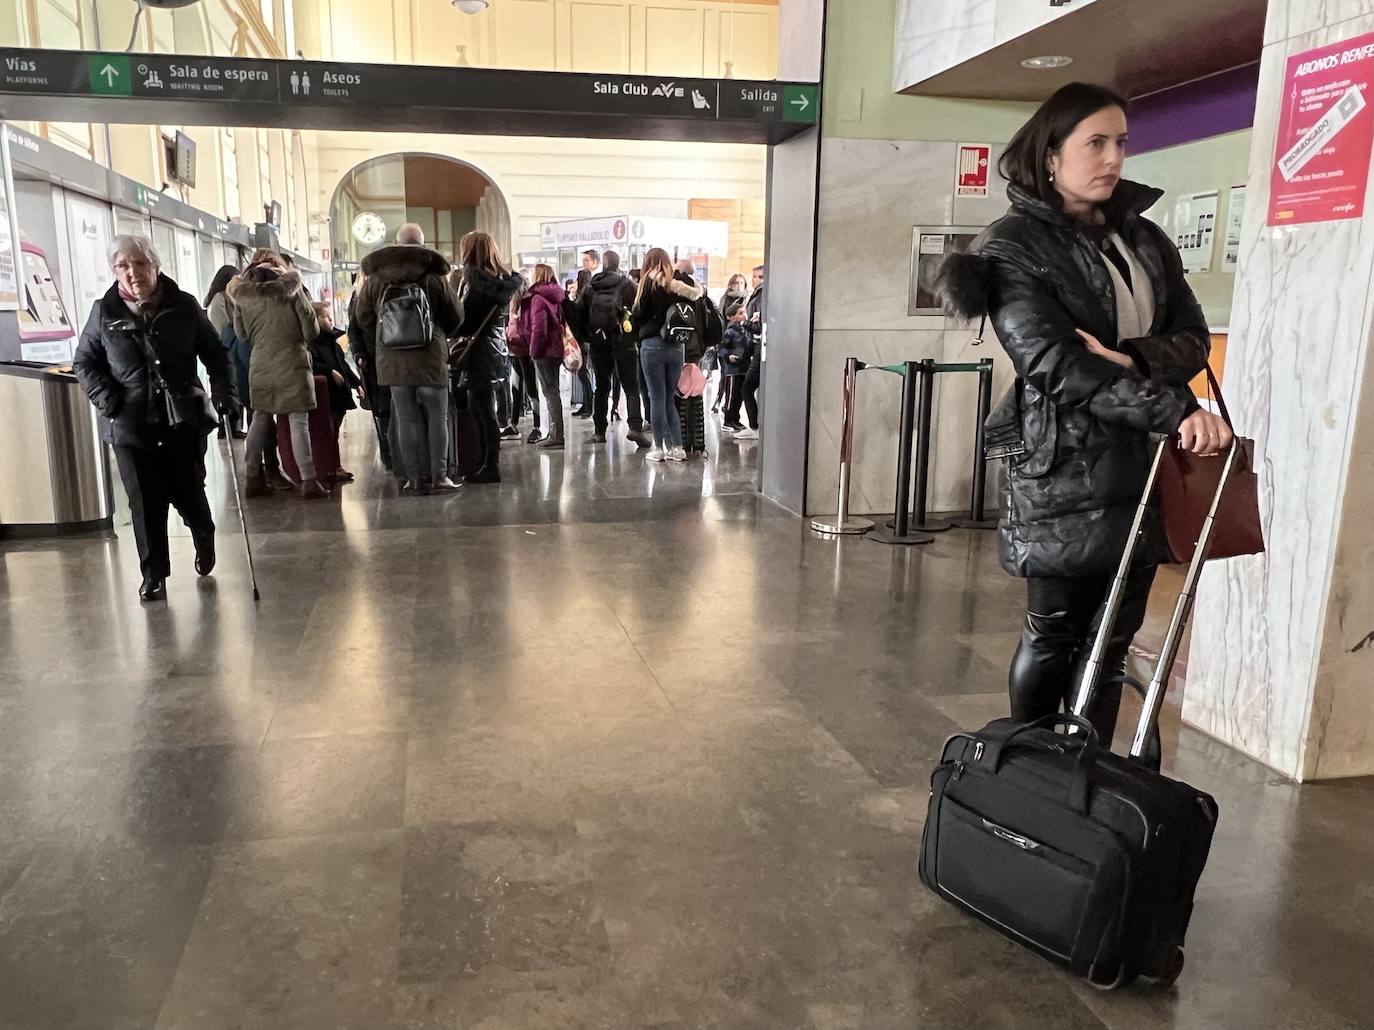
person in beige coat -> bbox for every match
[228,249,326,498]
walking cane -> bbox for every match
[219,425,261,602]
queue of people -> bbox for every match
[72,223,765,600]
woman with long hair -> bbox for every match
[630,247,704,461]
[938,82,1231,757]
[451,231,523,484]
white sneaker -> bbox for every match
[667,446,687,462]
[735,428,759,440]
[647,447,666,462]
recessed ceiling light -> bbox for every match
[452,0,488,13]
[1021,55,1074,70]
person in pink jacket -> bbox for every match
[520,264,569,449]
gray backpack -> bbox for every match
[378,282,432,350]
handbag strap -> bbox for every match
[1204,364,1232,428]
[135,322,170,394]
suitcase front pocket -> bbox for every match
[935,797,1103,964]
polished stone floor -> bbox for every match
[1,397,1371,1030]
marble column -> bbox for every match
[1182,0,1374,780]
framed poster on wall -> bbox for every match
[909,226,983,315]
[0,124,20,311]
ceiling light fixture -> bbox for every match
[452,0,488,13]
[1021,55,1074,70]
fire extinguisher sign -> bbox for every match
[957,144,991,197]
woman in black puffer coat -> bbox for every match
[450,232,523,484]
[73,235,235,603]
[937,83,1232,753]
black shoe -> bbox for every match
[499,425,520,440]
[194,538,216,577]
[463,468,502,485]
[573,407,593,419]
[526,429,542,444]
[592,431,607,443]
[139,577,166,602]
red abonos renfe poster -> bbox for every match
[1269,32,1374,226]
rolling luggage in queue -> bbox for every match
[447,374,482,480]
[276,375,341,483]
[918,437,1244,989]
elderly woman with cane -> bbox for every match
[74,235,236,603]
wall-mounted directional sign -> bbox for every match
[0,49,820,145]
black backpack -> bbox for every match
[661,299,702,351]
[698,296,724,349]
[587,282,623,336]
[378,282,433,350]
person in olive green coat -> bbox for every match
[228,250,326,498]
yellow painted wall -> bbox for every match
[334,0,780,79]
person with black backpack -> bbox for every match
[672,259,722,455]
[630,248,705,462]
[578,249,652,448]
[353,224,464,494]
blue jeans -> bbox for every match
[638,336,683,448]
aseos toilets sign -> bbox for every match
[1269,32,1374,226]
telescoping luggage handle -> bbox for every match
[1070,436,1244,759]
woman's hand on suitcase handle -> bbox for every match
[1177,409,1232,457]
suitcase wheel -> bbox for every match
[1145,946,1185,987]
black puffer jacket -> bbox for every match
[939,180,1208,578]
[451,266,523,386]
[74,274,235,449]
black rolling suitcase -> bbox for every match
[919,437,1244,989]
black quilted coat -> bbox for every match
[450,266,524,386]
[938,180,1208,578]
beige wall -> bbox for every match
[308,130,767,268]
[3,0,308,251]
[297,0,778,79]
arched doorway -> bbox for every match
[328,152,512,308]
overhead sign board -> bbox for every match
[0,49,819,144]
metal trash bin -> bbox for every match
[0,363,113,538]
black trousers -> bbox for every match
[113,432,214,581]
[574,347,594,412]
[729,366,760,429]
[511,355,540,430]
[467,383,501,473]
[592,339,645,433]
[1009,565,1158,754]
[722,373,746,423]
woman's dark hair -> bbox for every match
[999,82,1129,206]
[203,264,238,308]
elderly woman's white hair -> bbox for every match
[107,234,161,269]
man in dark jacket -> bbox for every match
[73,234,235,602]
[578,250,651,447]
[353,224,464,493]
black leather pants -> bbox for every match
[1009,565,1157,754]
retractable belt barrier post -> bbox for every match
[870,359,935,546]
[810,356,876,537]
[949,358,998,529]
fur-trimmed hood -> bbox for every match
[666,277,705,303]
[227,267,304,301]
[935,178,1164,322]
[361,244,451,282]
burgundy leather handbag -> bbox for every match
[1158,367,1265,563]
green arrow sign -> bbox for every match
[782,84,817,123]
[88,55,130,96]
